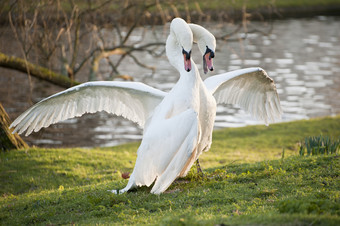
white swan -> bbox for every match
[10,18,282,194]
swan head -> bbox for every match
[182,48,192,72]
[167,18,193,72]
[189,23,216,74]
[203,45,215,74]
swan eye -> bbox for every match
[205,46,215,59]
[182,49,191,60]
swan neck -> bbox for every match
[177,63,201,85]
[166,33,182,72]
[188,23,216,55]
[166,18,193,73]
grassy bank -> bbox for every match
[179,0,340,11]
[163,0,340,22]
[0,116,339,225]
[1,0,340,26]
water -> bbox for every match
[1,17,339,148]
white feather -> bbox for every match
[204,67,282,125]
[10,81,166,136]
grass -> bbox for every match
[3,0,340,17]
[300,135,340,156]
[181,0,340,11]
[0,115,339,225]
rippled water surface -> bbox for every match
[1,17,339,147]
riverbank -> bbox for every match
[1,0,340,26]
[1,115,339,224]
[168,0,340,22]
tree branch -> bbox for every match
[0,52,79,88]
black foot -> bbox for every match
[195,159,204,177]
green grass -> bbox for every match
[3,0,339,17]
[0,115,339,225]
[191,0,340,10]
[300,135,340,156]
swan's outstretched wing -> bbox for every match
[204,67,282,125]
[10,81,166,136]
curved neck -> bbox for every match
[166,34,181,72]
[188,23,216,54]
[189,24,205,43]
[166,18,193,76]
[166,35,200,83]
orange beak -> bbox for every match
[182,49,192,72]
[203,51,214,74]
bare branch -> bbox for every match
[127,52,156,73]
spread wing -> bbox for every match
[204,67,282,125]
[10,81,166,136]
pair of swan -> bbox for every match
[10,18,282,194]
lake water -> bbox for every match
[1,16,339,148]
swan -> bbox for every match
[10,18,282,194]
[189,22,282,125]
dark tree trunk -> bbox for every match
[0,103,28,151]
